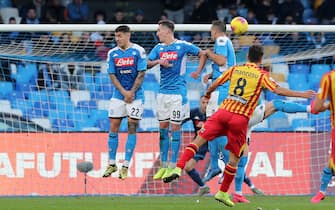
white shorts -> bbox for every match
[246,103,266,142]
[108,98,143,120]
[156,93,188,124]
[206,90,220,118]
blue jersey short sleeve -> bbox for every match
[107,44,147,101]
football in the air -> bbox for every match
[230,16,249,35]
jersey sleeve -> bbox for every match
[137,47,147,71]
[216,66,234,85]
[261,73,278,91]
[317,73,330,100]
[215,37,228,56]
[148,44,159,61]
[107,50,115,74]
[183,41,200,56]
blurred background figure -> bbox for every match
[67,0,89,23]
[41,0,68,24]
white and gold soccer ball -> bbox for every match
[230,16,249,35]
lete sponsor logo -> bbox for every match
[159,52,178,60]
[115,57,134,67]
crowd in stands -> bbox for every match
[0,0,333,25]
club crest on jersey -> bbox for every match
[115,57,134,67]
[160,52,178,60]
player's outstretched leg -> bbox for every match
[311,167,332,203]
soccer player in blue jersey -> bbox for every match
[192,20,236,183]
[147,19,207,180]
[102,25,147,180]
[183,95,211,196]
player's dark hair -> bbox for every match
[212,20,226,33]
[158,19,175,32]
[248,45,264,63]
[115,25,130,33]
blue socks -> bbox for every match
[320,167,333,192]
[209,136,228,170]
[125,134,137,162]
[171,130,181,164]
[243,175,253,188]
[108,132,118,162]
[273,99,307,113]
[187,169,204,187]
[235,156,248,193]
[159,128,169,165]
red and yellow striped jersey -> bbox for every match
[317,70,335,128]
[216,62,278,118]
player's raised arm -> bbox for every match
[272,86,315,99]
[191,50,207,79]
[205,48,227,66]
[147,58,170,68]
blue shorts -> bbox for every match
[194,142,209,161]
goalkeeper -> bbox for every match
[182,95,210,196]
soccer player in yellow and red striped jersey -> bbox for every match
[163,45,315,207]
[310,70,334,204]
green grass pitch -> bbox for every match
[0,195,333,210]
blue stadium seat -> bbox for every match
[144,73,157,82]
[52,119,75,131]
[143,109,155,118]
[291,118,312,130]
[12,99,33,114]
[268,112,292,131]
[289,64,310,74]
[0,81,13,99]
[89,109,108,124]
[96,118,110,131]
[23,108,44,120]
[49,90,70,102]
[95,72,111,91]
[48,111,67,121]
[315,118,331,132]
[77,100,97,112]
[189,100,200,109]
[142,81,159,92]
[28,90,48,103]
[33,101,50,117]
[310,64,331,75]
[288,73,308,90]
[9,91,26,101]
[83,72,95,92]
[91,91,112,100]
[101,83,114,93]
[182,121,194,132]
